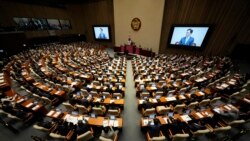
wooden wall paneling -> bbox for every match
[159,0,250,56]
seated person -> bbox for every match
[76,119,89,135]
[142,98,152,110]
[100,126,118,140]
[169,118,187,135]
[94,102,106,111]
[80,96,90,107]
[148,118,161,137]
[187,120,206,132]
[37,120,53,129]
[1,94,17,103]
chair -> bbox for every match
[101,92,111,98]
[140,92,150,99]
[92,107,106,116]
[153,91,164,98]
[191,129,210,138]
[199,99,210,107]
[33,93,41,101]
[187,101,199,110]
[49,132,66,140]
[156,106,170,115]
[179,88,187,95]
[107,109,121,117]
[190,87,198,94]
[90,91,98,97]
[239,89,247,98]
[210,97,221,107]
[167,90,175,97]
[229,92,240,102]
[81,89,89,97]
[41,96,52,106]
[62,102,76,112]
[146,131,166,141]
[212,126,231,140]
[99,133,118,141]
[142,108,156,117]
[76,104,91,114]
[173,104,186,114]
[170,132,189,141]
[77,129,94,141]
[33,124,49,132]
[113,93,123,99]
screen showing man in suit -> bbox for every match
[93,26,110,40]
[170,27,209,47]
[179,29,194,46]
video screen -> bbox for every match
[59,19,71,29]
[31,18,49,30]
[47,19,61,30]
[93,26,110,40]
[170,26,209,47]
[13,17,31,30]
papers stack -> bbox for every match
[103,120,109,127]
[196,112,204,118]
[46,111,55,116]
[26,103,33,108]
[166,97,176,101]
[213,108,221,113]
[181,115,192,122]
[163,117,168,124]
[113,120,118,127]
[32,105,40,111]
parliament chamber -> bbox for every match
[0,0,250,141]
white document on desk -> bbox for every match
[139,100,145,104]
[224,105,231,111]
[109,120,114,126]
[150,99,157,103]
[114,120,118,127]
[199,91,205,95]
[46,110,55,116]
[181,115,192,122]
[196,112,204,118]
[32,105,40,110]
[26,103,33,108]
[213,108,221,113]
[166,97,176,101]
[163,117,168,124]
[143,119,149,125]
[103,120,108,127]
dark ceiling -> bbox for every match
[1,0,104,8]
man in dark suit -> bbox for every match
[179,29,195,46]
[148,118,161,137]
[76,120,89,135]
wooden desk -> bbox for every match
[191,109,214,120]
[20,99,47,115]
[46,111,123,128]
[92,97,124,108]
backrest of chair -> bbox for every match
[143,108,155,116]
[172,134,189,141]
[156,91,164,96]
[63,102,74,111]
[99,136,113,141]
[151,136,166,141]
[108,109,119,116]
[90,91,98,97]
[213,126,231,133]
[77,131,93,141]
[92,107,104,115]
[199,99,210,106]
[158,107,170,115]
[50,133,65,139]
[188,101,198,109]
[113,93,122,98]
